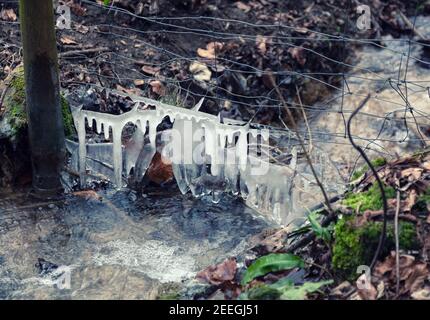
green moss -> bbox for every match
[351,157,387,181]
[332,216,419,278]
[61,95,75,138]
[342,183,396,212]
[3,67,75,138]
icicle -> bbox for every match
[77,117,87,187]
[112,127,123,188]
[70,91,322,226]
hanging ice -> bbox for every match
[68,89,344,226]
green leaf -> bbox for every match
[308,212,331,242]
[103,0,111,5]
[239,284,281,300]
[241,253,304,285]
[279,280,333,300]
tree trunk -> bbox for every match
[19,0,65,194]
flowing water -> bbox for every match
[0,188,269,299]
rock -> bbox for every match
[35,258,58,276]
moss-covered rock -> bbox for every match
[332,216,419,278]
[342,183,396,212]
[0,66,75,141]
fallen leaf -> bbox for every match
[0,9,17,21]
[401,168,423,180]
[141,65,161,76]
[116,84,141,96]
[68,2,87,16]
[60,36,77,45]
[375,252,429,296]
[404,189,417,212]
[73,190,102,201]
[256,35,268,55]
[146,152,173,185]
[197,42,223,59]
[422,161,430,171]
[288,47,307,66]
[411,287,430,300]
[149,80,166,96]
[197,257,237,285]
[189,61,212,82]
[75,24,90,34]
[330,281,355,298]
[235,2,251,12]
[404,262,429,294]
[250,228,289,255]
[133,79,145,86]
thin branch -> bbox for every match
[346,93,388,270]
[394,190,401,297]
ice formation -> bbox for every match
[69,90,343,225]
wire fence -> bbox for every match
[1,0,430,183]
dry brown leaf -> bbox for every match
[405,263,429,293]
[68,2,87,16]
[75,24,90,34]
[60,36,77,45]
[0,9,17,22]
[189,61,212,82]
[375,253,429,295]
[404,189,417,212]
[149,80,166,96]
[235,1,251,12]
[422,161,430,171]
[196,257,237,285]
[141,65,161,76]
[116,84,141,96]
[73,190,102,201]
[401,168,423,180]
[295,27,309,34]
[256,35,268,55]
[197,42,223,59]
[411,288,430,300]
[133,79,145,86]
[147,152,173,185]
[288,47,307,66]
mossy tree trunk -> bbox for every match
[19,0,65,194]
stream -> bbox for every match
[0,188,269,299]
[1,15,430,300]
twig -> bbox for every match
[270,76,334,216]
[398,11,427,41]
[394,190,401,297]
[347,93,388,270]
[59,47,110,58]
[295,84,313,153]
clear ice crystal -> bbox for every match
[68,90,343,226]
